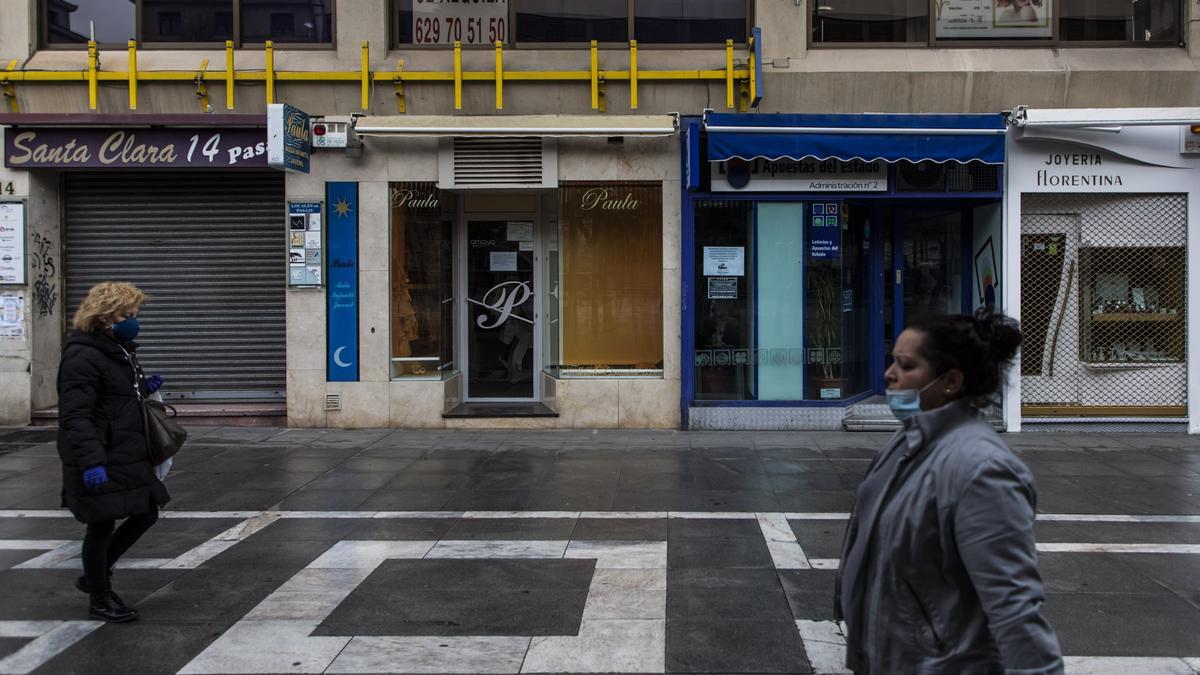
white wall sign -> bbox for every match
[0,200,26,284]
[703,246,744,276]
[0,292,24,338]
[414,0,508,45]
[711,159,886,193]
[490,251,518,272]
[935,0,1054,39]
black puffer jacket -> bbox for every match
[57,330,170,523]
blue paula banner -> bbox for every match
[326,182,359,382]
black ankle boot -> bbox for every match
[88,591,138,623]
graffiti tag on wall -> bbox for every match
[30,233,56,317]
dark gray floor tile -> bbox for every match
[41,621,225,675]
[770,473,861,492]
[318,584,588,636]
[756,447,824,460]
[302,470,399,491]
[368,559,595,591]
[668,537,774,569]
[696,490,780,511]
[612,490,702,512]
[249,517,365,542]
[0,637,27,660]
[666,619,811,674]
[617,472,697,491]
[203,538,328,571]
[0,429,57,444]
[343,518,455,541]
[525,489,615,511]
[1043,592,1200,657]
[442,518,576,541]
[760,459,846,475]
[1112,553,1200,600]
[272,488,375,511]
[668,569,793,621]
[778,569,838,621]
[668,518,763,539]
[1025,461,1126,477]
[0,549,40,572]
[441,490,536,511]
[787,520,849,559]
[0,469,59,489]
[131,568,294,623]
[773,490,856,512]
[336,457,419,473]
[404,457,491,473]
[385,472,471,491]
[1035,521,1200,545]
[462,471,547,491]
[356,491,456,511]
[0,517,85,539]
[571,518,669,540]
[1036,553,1167,594]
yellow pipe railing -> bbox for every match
[2,40,755,113]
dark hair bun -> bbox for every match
[909,311,1024,405]
[974,309,1022,363]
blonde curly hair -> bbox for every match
[72,282,147,333]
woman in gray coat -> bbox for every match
[836,312,1063,674]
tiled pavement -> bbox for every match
[0,426,1197,674]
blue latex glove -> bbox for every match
[144,375,164,394]
[83,466,108,490]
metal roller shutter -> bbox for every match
[64,171,286,401]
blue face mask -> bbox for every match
[886,376,942,422]
[111,317,140,342]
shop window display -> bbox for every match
[692,200,870,402]
[544,182,663,377]
[389,182,456,379]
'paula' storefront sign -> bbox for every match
[267,104,311,174]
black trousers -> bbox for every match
[82,505,159,597]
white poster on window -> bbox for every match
[703,246,745,276]
[935,0,1053,39]
[413,0,508,45]
[490,251,518,272]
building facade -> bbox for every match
[0,1,1197,431]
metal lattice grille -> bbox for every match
[1020,194,1188,412]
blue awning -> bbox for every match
[705,112,1007,165]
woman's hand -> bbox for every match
[83,466,109,490]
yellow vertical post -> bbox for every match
[1,60,18,113]
[360,41,370,111]
[590,40,599,110]
[453,41,462,110]
[748,35,757,108]
[127,40,137,110]
[725,39,734,109]
[394,59,406,113]
[225,40,235,110]
[629,40,638,110]
[495,41,503,110]
[265,40,275,105]
[86,40,98,110]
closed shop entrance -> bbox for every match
[64,171,286,401]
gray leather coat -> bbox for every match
[836,400,1063,674]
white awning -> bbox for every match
[352,114,678,138]
[1010,106,1200,128]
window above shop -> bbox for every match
[811,0,1182,46]
[395,0,750,47]
[42,0,334,48]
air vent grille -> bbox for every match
[439,137,557,189]
[324,394,342,411]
